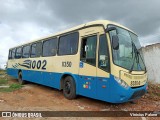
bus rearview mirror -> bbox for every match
[112,35,119,50]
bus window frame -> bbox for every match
[15,47,22,59]
[11,48,16,59]
[42,37,58,57]
[22,44,31,58]
[8,49,12,59]
[107,24,145,72]
[30,41,42,58]
[98,34,110,72]
[58,32,79,56]
[80,35,97,67]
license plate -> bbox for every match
[130,81,140,87]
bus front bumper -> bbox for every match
[108,82,148,103]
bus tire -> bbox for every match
[18,72,26,85]
[63,76,76,100]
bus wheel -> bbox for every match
[63,76,76,100]
[18,72,25,85]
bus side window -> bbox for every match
[11,48,16,59]
[22,45,30,58]
[81,35,97,66]
[98,34,109,72]
[43,38,57,57]
[8,50,12,59]
[15,47,22,59]
[31,42,42,58]
[58,32,79,55]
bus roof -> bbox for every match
[10,20,135,49]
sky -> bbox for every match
[0,0,160,68]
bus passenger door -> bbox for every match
[96,34,110,101]
[78,34,97,98]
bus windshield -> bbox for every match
[108,25,146,71]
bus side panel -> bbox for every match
[7,55,80,90]
[7,59,20,79]
[7,68,19,79]
[21,69,62,89]
[77,74,97,99]
[43,71,62,89]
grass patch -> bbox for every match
[0,74,23,92]
[0,70,6,74]
[0,83,23,92]
[9,83,22,89]
[0,79,8,85]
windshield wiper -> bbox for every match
[129,42,140,73]
[129,41,147,73]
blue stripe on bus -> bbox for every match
[7,68,147,103]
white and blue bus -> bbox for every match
[7,20,147,103]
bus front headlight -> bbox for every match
[114,76,128,88]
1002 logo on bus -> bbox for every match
[31,60,47,70]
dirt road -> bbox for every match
[0,79,160,120]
